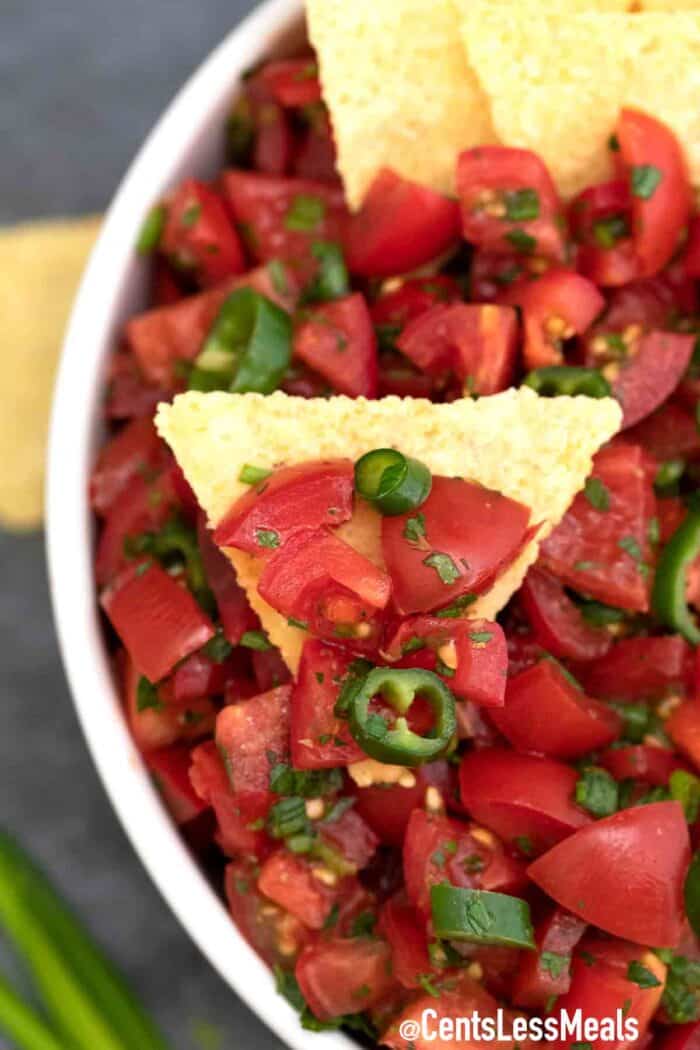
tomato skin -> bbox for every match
[345,169,461,278]
[94,471,177,587]
[161,179,246,288]
[540,442,655,613]
[320,807,379,870]
[612,331,695,430]
[292,105,339,183]
[215,684,291,797]
[144,746,209,825]
[225,859,310,967]
[290,639,365,769]
[104,352,167,421]
[352,762,451,848]
[581,635,691,701]
[382,476,532,616]
[403,810,525,918]
[89,417,167,517]
[257,850,347,931]
[379,894,436,989]
[658,1022,700,1050]
[293,294,379,398]
[213,460,354,554]
[490,659,621,760]
[600,744,691,787]
[551,938,666,1050]
[257,59,322,109]
[190,741,271,857]
[667,701,700,772]
[628,401,700,464]
[511,907,586,1009]
[102,562,215,683]
[296,936,397,1020]
[258,528,391,646]
[385,615,508,708]
[509,269,604,371]
[457,146,566,261]
[459,749,590,855]
[520,568,611,662]
[397,303,519,395]
[528,801,690,948]
[196,514,260,645]
[371,277,462,330]
[159,648,247,706]
[221,171,348,282]
[617,108,691,279]
[251,648,291,693]
[569,180,638,287]
[684,217,700,278]
[121,653,215,753]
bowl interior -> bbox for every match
[46,3,354,1048]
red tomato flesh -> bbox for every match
[293,293,378,398]
[161,179,246,288]
[511,907,586,1009]
[520,567,611,662]
[581,635,691,701]
[296,936,397,1020]
[290,639,365,769]
[215,684,291,797]
[511,269,604,371]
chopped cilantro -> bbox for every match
[403,513,427,544]
[238,464,272,485]
[323,903,340,930]
[631,165,663,200]
[267,259,288,296]
[288,617,309,630]
[255,528,281,549]
[136,676,162,712]
[269,763,343,799]
[351,911,377,938]
[469,631,493,645]
[417,973,441,997]
[540,952,570,980]
[285,194,326,232]
[592,214,629,249]
[626,960,662,989]
[505,228,537,254]
[181,201,202,227]
[240,630,273,651]
[584,477,611,511]
[670,769,700,823]
[203,631,233,664]
[514,835,534,857]
[423,552,462,585]
[575,766,619,818]
[436,594,477,618]
[504,188,540,222]
[334,658,373,717]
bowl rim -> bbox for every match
[46,3,354,1047]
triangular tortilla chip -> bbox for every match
[157,389,621,674]
[306,0,495,208]
[459,7,700,197]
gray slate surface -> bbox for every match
[1,2,284,1046]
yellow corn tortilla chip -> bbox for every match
[306,0,495,208]
[0,216,101,531]
[157,389,621,674]
[460,8,700,198]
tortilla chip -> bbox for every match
[460,8,700,197]
[306,0,495,208]
[0,216,101,530]
[157,389,621,673]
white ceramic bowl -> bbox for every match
[46,4,355,1048]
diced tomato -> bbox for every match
[371,277,462,330]
[684,217,700,278]
[569,179,631,246]
[403,809,525,918]
[600,744,691,786]
[213,460,354,554]
[251,648,291,693]
[102,562,215,682]
[252,100,294,177]
[215,685,291,796]
[569,179,638,287]
[520,568,611,662]
[320,807,379,870]
[379,894,436,989]
[667,701,700,772]
[551,938,666,1050]
[617,108,691,278]
[539,442,655,613]
[382,476,532,616]
[225,859,310,966]
[121,654,216,753]
[457,146,566,262]
[377,354,436,400]
[385,616,508,708]
[190,741,270,857]
[296,936,397,1020]
[581,635,691,701]
[90,417,167,517]
[258,528,391,647]
[258,850,345,931]
[397,303,519,395]
[145,746,209,825]
[345,169,460,278]
[490,659,620,760]
[469,250,541,304]
[161,179,246,288]
[167,461,198,522]
[221,171,348,283]
[293,294,378,398]
[511,907,586,1009]
[610,331,695,430]
[292,104,339,183]
[352,762,452,848]
[528,801,690,947]
[94,470,177,587]
[290,640,365,769]
[256,58,321,108]
[658,497,689,545]
[627,400,700,464]
[196,515,260,645]
[508,269,604,371]
[658,1023,700,1050]
[103,352,167,421]
[159,648,247,705]
[459,749,591,855]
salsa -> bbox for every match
[92,45,700,1048]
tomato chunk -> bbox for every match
[509,269,604,371]
[94,471,177,587]
[257,58,322,108]
[351,762,452,848]
[379,894,436,990]
[213,460,354,554]
[224,859,309,966]
[539,442,655,613]
[197,515,260,645]
[667,701,700,773]
[215,684,291,797]
[600,744,691,787]
[617,108,691,278]
[145,746,209,825]
[382,476,531,615]
[520,567,611,662]
[257,850,345,930]
[570,179,638,287]
[345,169,460,278]
[628,400,700,464]
[161,179,246,288]
[102,562,215,683]
[89,417,167,517]
[296,937,397,1020]
[581,635,691,701]
[459,749,590,855]
[457,146,566,261]
[528,801,690,948]
[490,659,621,759]
[397,303,519,395]
[290,640,365,769]
[608,331,695,430]
[511,907,586,1009]
[371,276,462,330]
[293,294,378,398]
[121,654,215,753]
[190,741,270,857]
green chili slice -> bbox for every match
[348,667,456,766]
[652,510,700,644]
[136,204,166,255]
[303,242,350,303]
[430,884,535,949]
[354,449,432,516]
[524,366,612,400]
[189,287,292,395]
